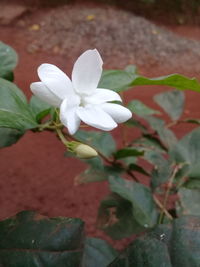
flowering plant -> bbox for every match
[0,42,200,266]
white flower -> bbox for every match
[30,49,132,135]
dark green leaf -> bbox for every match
[0,42,18,81]
[97,193,144,239]
[82,237,118,267]
[129,163,150,176]
[109,176,158,228]
[131,74,200,93]
[154,90,185,121]
[75,130,116,157]
[125,118,148,132]
[170,127,200,178]
[0,211,84,267]
[128,100,161,116]
[0,78,38,130]
[184,179,200,190]
[110,216,200,267]
[0,128,24,148]
[133,135,166,152]
[177,188,200,216]
[114,148,144,159]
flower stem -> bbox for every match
[55,128,69,147]
[158,164,180,224]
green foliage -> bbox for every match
[0,211,117,267]
[0,78,37,131]
[75,130,116,157]
[29,96,51,123]
[0,41,18,81]
[109,216,200,267]
[128,100,161,116]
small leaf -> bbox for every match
[128,100,161,116]
[82,237,118,267]
[0,42,18,81]
[114,148,144,160]
[109,176,158,228]
[0,128,24,148]
[129,163,150,176]
[177,188,200,216]
[75,130,116,157]
[184,179,200,190]
[29,96,51,123]
[154,90,185,121]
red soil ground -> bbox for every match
[0,1,200,247]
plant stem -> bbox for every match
[153,195,173,221]
[158,164,180,224]
[55,128,69,147]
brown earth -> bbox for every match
[0,1,200,248]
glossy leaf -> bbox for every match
[128,100,161,116]
[82,237,118,267]
[154,90,185,121]
[0,211,84,267]
[0,41,18,81]
[0,78,37,130]
[109,176,158,228]
[75,130,116,157]
[131,74,200,92]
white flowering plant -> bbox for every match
[0,42,200,266]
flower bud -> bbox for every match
[67,141,98,159]
[75,144,98,159]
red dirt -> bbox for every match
[0,2,200,247]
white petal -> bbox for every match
[60,98,81,135]
[76,105,117,131]
[72,49,103,95]
[30,82,61,107]
[101,103,132,123]
[38,64,74,100]
[84,88,122,105]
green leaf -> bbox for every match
[82,237,118,267]
[177,188,200,216]
[114,147,144,159]
[97,193,144,239]
[133,135,166,152]
[154,90,185,121]
[144,116,177,149]
[0,210,84,267]
[75,157,122,185]
[129,163,150,176]
[110,216,200,267]
[109,176,158,228]
[0,41,18,81]
[184,179,200,190]
[144,151,172,190]
[0,128,24,148]
[170,127,200,178]
[131,74,200,93]
[0,78,38,130]
[128,100,161,116]
[29,96,51,123]
[75,130,116,157]
[98,69,136,92]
